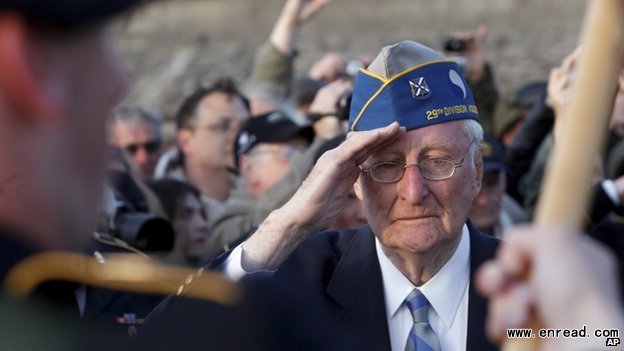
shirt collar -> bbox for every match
[376,224,471,328]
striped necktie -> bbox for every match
[404,289,441,351]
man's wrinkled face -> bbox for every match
[356,121,482,255]
[242,137,308,197]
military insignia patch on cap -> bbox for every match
[349,60,479,131]
[448,69,467,99]
[409,77,432,100]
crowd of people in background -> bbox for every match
[102,0,624,337]
[2,0,624,350]
[108,2,506,262]
[106,0,536,265]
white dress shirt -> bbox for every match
[222,224,471,351]
[376,224,471,351]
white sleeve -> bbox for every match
[221,244,277,282]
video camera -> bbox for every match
[101,147,174,253]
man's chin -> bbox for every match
[383,226,445,253]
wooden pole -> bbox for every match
[534,0,624,227]
[504,0,624,350]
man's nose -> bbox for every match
[397,165,430,204]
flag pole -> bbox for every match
[503,0,624,350]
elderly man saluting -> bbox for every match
[218,41,498,351]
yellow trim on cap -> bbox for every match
[351,59,456,131]
[358,68,388,83]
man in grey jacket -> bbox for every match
[207,79,350,258]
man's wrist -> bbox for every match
[240,206,313,272]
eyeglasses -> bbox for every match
[124,140,162,155]
[360,139,475,183]
[196,119,242,134]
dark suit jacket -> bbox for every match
[270,222,500,351]
[142,222,500,351]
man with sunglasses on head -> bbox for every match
[0,0,150,349]
[210,40,500,351]
[109,105,164,181]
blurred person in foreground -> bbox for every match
[0,0,145,349]
[109,105,164,181]
[470,135,527,237]
[477,224,624,350]
[199,40,499,351]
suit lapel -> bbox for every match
[320,223,500,351]
[466,221,501,351]
[326,226,392,351]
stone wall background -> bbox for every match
[112,0,587,118]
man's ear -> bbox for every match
[0,14,62,122]
[239,155,255,183]
[239,155,259,196]
[177,128,193,155]
[353,176,364,201]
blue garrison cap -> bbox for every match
[348,41,479,132]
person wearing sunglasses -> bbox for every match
[109,105,164,181]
